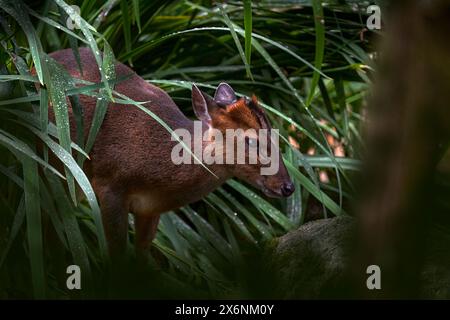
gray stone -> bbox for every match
[270,215,354,299]
[270,215,450,299]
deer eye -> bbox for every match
[245,136,258,148]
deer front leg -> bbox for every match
[134,214,160,254]
[96,185,129,258]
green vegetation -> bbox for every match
[0,0,378,298]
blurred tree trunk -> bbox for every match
[354,0,450,298]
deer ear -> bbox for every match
[192,84,215,124]
[214,82,237,106]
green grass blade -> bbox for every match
[39,88,49,162]
[120,0,132,63]
[285,148,303,226]
[306,0,325,106]
[168,213,225,265]
[0,197,25,270]
[45,172,92,294]
[206,193,257,243]
[39,179,69,250]
[216,187,273,240]
[182,206,233,261]
[221,9,253,80]
[132,0,141,33]
[0,0,44,85]
[0,75,38,82]
[85,42,116,154]
[0,94,40,106]
[28,127,108,260]
[285,160,344,216]
[5,109,90,160]
[0,129,65,179]
[0,164,24,188]
[22,156,45,298]
[243,0,252,69]
[45,56,77,204]
[54,0,113,100]
[226,179,294,231]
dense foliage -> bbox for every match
[0,0,379,298]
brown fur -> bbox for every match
[45,48,293,257]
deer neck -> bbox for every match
[176,119,231,192]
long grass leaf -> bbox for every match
[220,9,253,80]
[22,156,45,298]
[226,180,294,231]
[28,126,108,259]
[306,0,325,106]
[85,42,115,154]
[0,0,44,84]
[0,129,64,179]
[45,56,77,203]
[243,0,252,69]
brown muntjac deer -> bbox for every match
[46,47,294,257]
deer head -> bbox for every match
[191,83,295,197]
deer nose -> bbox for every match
[281,182,295,197]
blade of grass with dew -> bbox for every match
[54,0,113,100]
[56,5,83,75]
[0,0,44,85]
[45,55,77,203]
[26,7,88,45]
[85,42,115,155]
